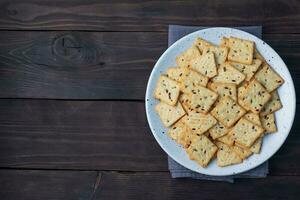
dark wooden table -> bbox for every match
[0,0,299,199]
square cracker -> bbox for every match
[217,133,234,146]
[216,142,242,167]
[230,118,264,148]
[244,112,261,126]
[228,37,254,64]
[254,64,284,92]
[260,113,277,133]
[250,138,263,154]
[188,85,218,113]
[209,122,230,140]
[230,58,262,81]
[232,145,253,160]
[239,79,271,114]
[186,135,218,167]
[154,75,180,106]
[260,91,282,116]
[212,62,245,85]
[155,102,186,127]
[202,45,228,65]
[211,96,246,128]
[179,68,209,93]
[208,82,237,102]
[166,67,185,82]
[194,37,212,53]
[189,52,217,78]
[176,45,201,68]
[168,116,191,148]
[184,111,217,135]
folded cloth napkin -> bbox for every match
[168,25,268,183]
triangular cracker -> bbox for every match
[244,112,261,126]
[155,102,186,127]
[217,133,234,146]
[232,145,253,160]
[250,138,263,154]
[212,62,245,85]
[202,45,228,65]
[193,37,212,53]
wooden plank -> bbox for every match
[0,0,300,33]
[0,99,299,175]
[0,31,299,100]
[0,169,98,200]
[94,172,300,200]
[0,31,165,100]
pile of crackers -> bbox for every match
[154,36,284,167]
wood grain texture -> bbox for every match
[95,172,300,200]
[0,0,300,33]
[0,32,299,100]
[0,169,98,200]
[0,99,299,175]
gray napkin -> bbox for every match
[168,25,268,183]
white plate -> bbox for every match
[145,27,296,176]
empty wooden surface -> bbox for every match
[0,0,299,199]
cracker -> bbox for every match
[202,46,228,65]
[211,96,246,128]
[228,37,254,64]
[194,37,212,53]
[232,145,253,160]
[209,82,237,102]
[230,118,264,148]
[184,111,217,135]
[186,135,218,167]
[176,45,201,68]
[189,52,217,78]
[230,58,262,81]
[178,93,193,113]
[260,90,282,116]
[254,64,284,92]
[212,63,245,85]
[217,133,234,146]
[237,82,250,110]
[179,68,209,93]
[209,122,230,140]
[254,48,266,64]
[166,67,185,82]
[239,79,271,113]
[260,113,277,133]
[155,102,186,127]
[220,37,229,47]
[244,112,261,126]
[188,85,218,113]
[250,137,263,154]
[154,75,181,106]
[168,116,191,148]
[216,142,242,167]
